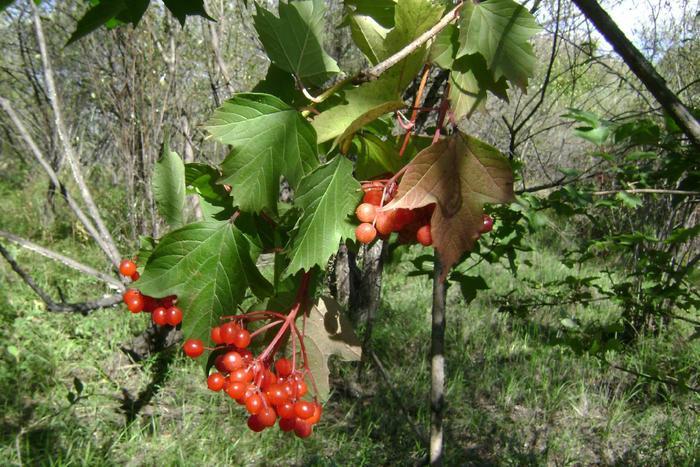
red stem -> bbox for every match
[250,319,284,339]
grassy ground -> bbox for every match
[1,179,699,466]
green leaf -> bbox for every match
[253,0,340,86]
[67,0,127,45]
[1,0,16,12]
[615,191,643,209]
[429,23,458,69]
[115,0,150,26]
[353,133,404,180]
[457,0,541,90]
[297,297,361,401]
[252,64,304,107]
[285,157,361,275]
[449,53,508,121]
[162,0,212,26]
[205,93,319,214]
[136,235,156,267]
[184,163,233,220]
[451,273,488,304]
[136,221,273,345]
[311,77,405,144]
[153,137,186,229]
[344,0,396,28]
[346,0,443,85]
[348,13,391,65]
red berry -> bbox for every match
[275,358,293,378]
[152,307,168,325]
[130,271,140,281]
[214,354,228,373]
[119,259,137,277]
[307,403,322,425]
[355,223,377,244]
[230,368,253,383]
[294,419,313,438]
[247,414,265,433]
[160,295,177,308]
[266,384,288,406]
[256,406,277,427]
[220,322,238,345]
[165,306,183,326]
[480,214,494,233]
[142,295,159,313]
[355,203,377,223]
[362,189,383,206]
[207,372,226,392]
[221,351,244,372]
[277,401,296,419]
[226,381,246,400]
[125,295,144,313]
[183,339,204,358]
[123,288,139,302]
[393,209,415,230]
[294,379,308,398]
[279,417,296,432]
[375,210,395,235]
[294,400,315,419]
[210,326,223,345]
[416,224,433,246]
[232,328,251,349]
[245,394,263,415]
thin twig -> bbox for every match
[30,0,122,268]
[358,3,463,83]
[0,242,122,314]
[590,189,700,196]
[0,230,123,288]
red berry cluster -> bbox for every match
[183,319,322,438]
[354,181,495,245]
[355,181,435,246]
[120,259,182,327]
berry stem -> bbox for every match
[250,319,284,339]
[257,272,311,363]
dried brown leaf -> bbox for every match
[384,133,514,279]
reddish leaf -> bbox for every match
[383,133,514,280]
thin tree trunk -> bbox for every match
[430,254,446,466]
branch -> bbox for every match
[0,230,123,289]
[0,97,124,271]
[0,242,122,315]
[356,3,463,83]
[570,0,700,147]
[590,189,700,196]
[30,1,122,268]
[430,254,447,466]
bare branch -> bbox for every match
[357,3,463,83]
[590,189,700,196]
[0,96,124,270]
[0,242,122,315]
[29,0,122,267]
[0,230,123,289]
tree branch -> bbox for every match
[590,189,700,196]
[30,0,122,267]
[0,242,122,314]
[0,96,124,271]
[570,0,700,147]
[0,230,123,289]
[356,3,463,84]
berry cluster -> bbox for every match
[354,180,436,246]
[183,318,322,438]
[120,259,182,327]
[354,181,495,246]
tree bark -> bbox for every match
[571,0,700,147]
[430,255,446,466]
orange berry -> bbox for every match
[355,223,377,244]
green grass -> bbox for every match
[1,179,699,465]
